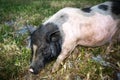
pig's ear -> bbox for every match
[47,30,61,42]
[26,25,36,35]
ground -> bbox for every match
[0,0,120,80]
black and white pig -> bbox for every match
[29,0,120,74]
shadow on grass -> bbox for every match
[0,55,22,80]
[0,46,30,80]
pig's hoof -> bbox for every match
[52,63,60,73]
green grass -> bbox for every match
[0,25,30,80]
[0,0,120,80]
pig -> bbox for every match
[29,0,120,74]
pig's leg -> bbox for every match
[105,28,120,59]
[105,41,113,55]
[52,40,76,73]
[103,41,113,60]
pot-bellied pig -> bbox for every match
[29,0,120,74]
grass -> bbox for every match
[0,0,120,80]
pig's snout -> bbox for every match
[29,61,45,74]
[29,68,34,73]
[29,66,39,75]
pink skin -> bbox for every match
[29,68,34,73]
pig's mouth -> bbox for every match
[29,66,41,75]
[29,62,45,75]
[29,67,40,75]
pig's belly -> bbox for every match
[78,31,115,47]
[78,37,110,47]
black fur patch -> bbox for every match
[111,1,120,15]
[98,4,108,11]
[31,22,62,62]
[82,7,91,13]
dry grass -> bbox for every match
[0,0,120,80]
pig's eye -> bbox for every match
[44,53,47,55]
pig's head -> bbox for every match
[29,23,62,74]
